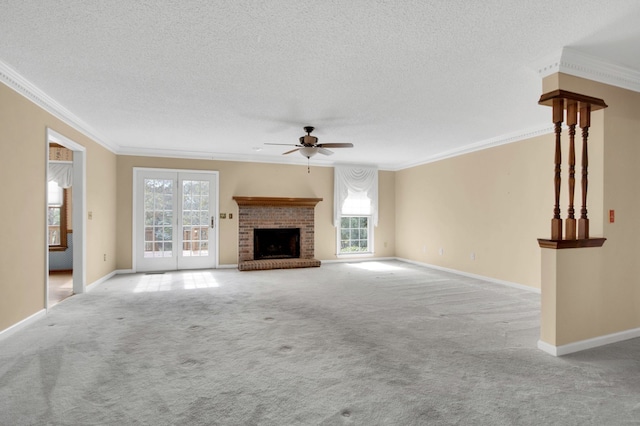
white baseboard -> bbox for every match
[218,264,238,269]
[86,270,121,292]
[395,258,540,294]
[537,340,560,356]
[538,327,640,356]
[322,257,397,264]
[0,309,46,342]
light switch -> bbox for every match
[88,211,93,220]
[220,213,227,219]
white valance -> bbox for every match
[334,165,378,227]
[48,162,73,188]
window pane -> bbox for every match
[200,212,209,226]
[144,227,153,242]
[48,207,61,226]
[145,211,154,226]
[48,181,64,206]
[164,194,173,210]
[48,229,60,245]
[162,227,172,241]
[342,190,371,215]
[339,215,371,253]
[183,211,192,226]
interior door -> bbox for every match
[135,169,218,272]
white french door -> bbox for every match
[134,169,218,272]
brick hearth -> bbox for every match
[233,197,323,271]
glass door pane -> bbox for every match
[177,173,216,270]
[181,179,209,257]
[136,171,178,272]
[143,178,174,258]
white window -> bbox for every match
[48,161,73,249]
[47,181,65,247]
[334,166,378,255]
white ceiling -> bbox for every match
[2,1,640,170]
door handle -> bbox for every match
[211,216,215,229]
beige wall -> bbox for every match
[0,83,117,332]
[116,156,396,268]
[539,74,640,346]
[395,136,556,289]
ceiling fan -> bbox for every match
[266,126,354,159]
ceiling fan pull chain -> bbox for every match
[307,157,310,173]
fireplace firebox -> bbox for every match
[254,228,300,260]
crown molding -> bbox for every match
[533,47,640,93]
[392,123,554,171]
[0,59,118,153]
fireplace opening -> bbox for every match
[254,228,300,260]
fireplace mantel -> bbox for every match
[233,196,323,207]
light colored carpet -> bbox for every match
[1,261,640,425]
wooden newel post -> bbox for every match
[537,90,607,248]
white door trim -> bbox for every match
[46,129,87,310]
[132,167,219,272]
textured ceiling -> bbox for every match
[2,1,640,169]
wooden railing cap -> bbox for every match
[538,90,608,110]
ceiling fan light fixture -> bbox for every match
[299,146,318,158]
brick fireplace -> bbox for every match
[233,197,323,271]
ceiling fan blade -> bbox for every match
[265,143,299,146]
[318,148,334,156]
[282,148,301,155]
[316,143,354,148]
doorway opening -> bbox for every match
[46,129,86,309]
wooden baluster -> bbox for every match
[551,98,564,240]
[578,104,591,239]
[565,101,577,239]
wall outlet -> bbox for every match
[88,211,93,220]
[103,254,107,261]
[229,213,233,219]
[422,245,427,253]
[439,248,444,256]
[470,252,476,261]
